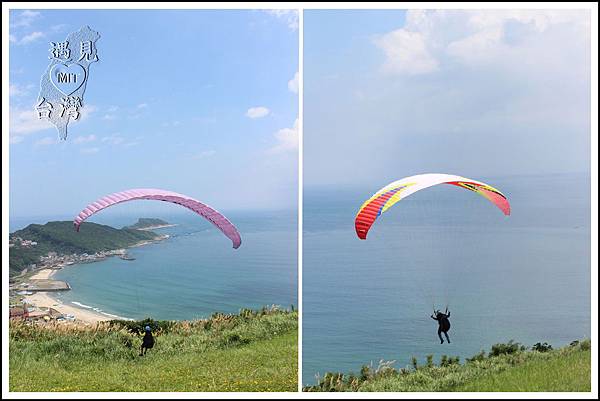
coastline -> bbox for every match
[135,224,177,231]
[19,235,168,324]
[129,234,169,247]
[23,290,111,324]
[29,268,56,280]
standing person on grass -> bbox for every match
[140,325,154,356]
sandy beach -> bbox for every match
[23,268,124,324]
[29,268,57,280]
[23,292,110,324]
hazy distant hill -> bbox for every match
[126,218,170,229]
[9,221,157,276]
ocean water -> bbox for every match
[35,210,299,321]
[302,173,591,384]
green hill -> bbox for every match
[9,308,298,392]
[9,221,158,276]
[126,218,171,229]
[304,339,591,392]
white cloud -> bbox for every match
[375,10,590,75]
[9,83,34,97]
[288,71,299,94]
[9,107,54,140]
[266,10,299,31]
[107,105,119,113]
[80,147,100,154]
[374,28,438,75]
[136,103,148,109]
[306,10,591,185]
[10,104,96,145]
[19,31,45,44]
[79,104,97,120]
[10,11,45,46]
[246,106,271,119]
[73,134,96,144]
[10,10,41,28]
[268,118,298,154]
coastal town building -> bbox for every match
[10,304,65,323]
[9,237,38,247]
[9,305,28,320]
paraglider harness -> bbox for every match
[431,306,451,333]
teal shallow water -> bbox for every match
[41,211,298,321]
[302,173,591,384]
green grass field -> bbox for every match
[455,345,591,392]
[10,308,298,392]
[304,339,591,392]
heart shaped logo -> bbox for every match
[49,63,86,96]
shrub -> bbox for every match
[440,355,448,367]
[532,342,553,352]
[411,356,418,370]
[426,354,434,368]
[360,364,372,382]
[489,340,526,357]
[578,339,591,351]
[466,350,486,363]
[110,318,174,335]
[439,355,459,367]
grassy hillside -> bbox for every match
[455,345,590,392]
[126,218,170,229]
[9,221,158,276]
[10,308,298,392]
[304,339,591,392]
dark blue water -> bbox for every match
[302,173,590,384]
[32,210,299,321]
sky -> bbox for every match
[304,9,591,188]
[9,9,299,218]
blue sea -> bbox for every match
[12,210,298,321]
[302,173,591,384]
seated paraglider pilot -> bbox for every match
[140,325,155,356]
[431,308,451,344]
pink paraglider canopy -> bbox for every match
[73,188,241,249]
